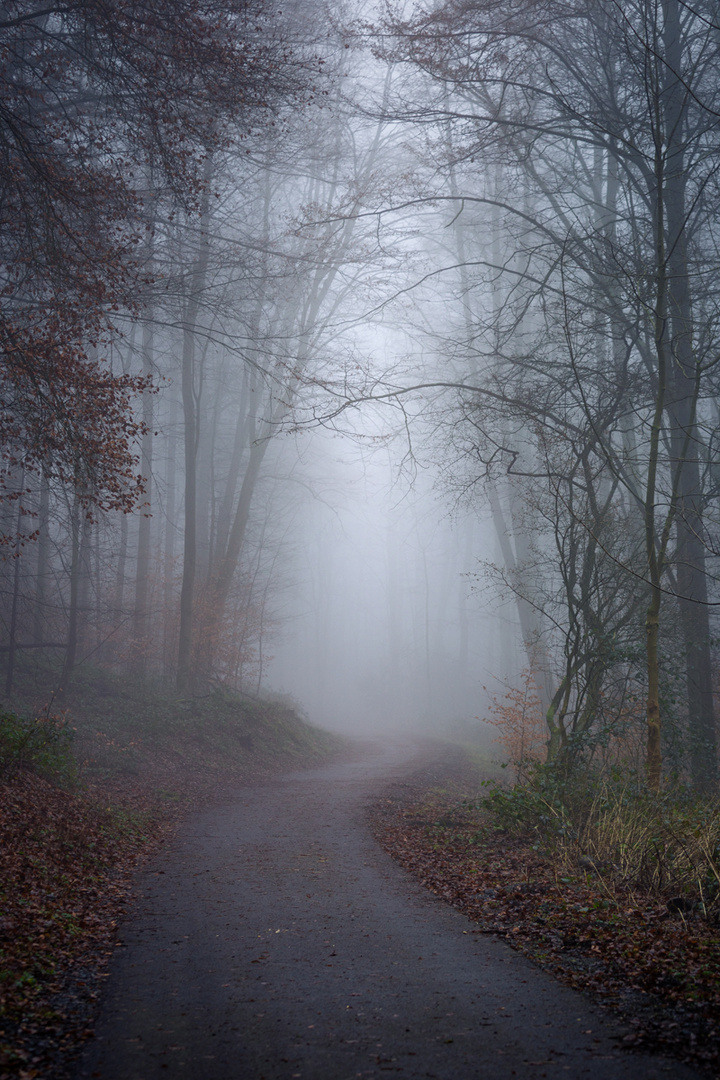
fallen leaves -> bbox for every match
[0,769,166,1080]
[371,769,720,1075]
[0,699,344,1080]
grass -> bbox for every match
[480,765,720,919]
[0,710,76,786]
[3,658,343,800]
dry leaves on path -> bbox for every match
[0,718,342,1079]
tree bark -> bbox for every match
[163,381,179,676]
[32,473,50,646]
[5,489,25,696]
[177,318,199,692]
[132,314,154,673]
[646,587,662,791]
[61,496,85,691]
[176,162,212,691]
[663,0,717,790]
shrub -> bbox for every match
[482,669,546,778]
[0,710,76,785]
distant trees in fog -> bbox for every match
[0,2,412,699]
[0,0,313,690]
[0,0,299,521]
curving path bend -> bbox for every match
[74,742,699,1080]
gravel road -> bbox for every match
[73,741,700,1080]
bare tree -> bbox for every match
[373,0,720,787]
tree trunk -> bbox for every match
[108,510,128,664]
[214,364,255,563]
[61,498,82,691]
[163,381,179,676]
[176,162,212,691]
[5,492,24,696]
[644,132,669,793]
[132,315,154,674]
[487,481,554,719]
[194,434,269,683]
[663,0,717,791]
[32,473,50,645]
[646,586,662,792]
[177,318,199,692]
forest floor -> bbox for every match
[370,758,720,1078]
[0,669,344,1080]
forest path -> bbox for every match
[74,741,697,1080]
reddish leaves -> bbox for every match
[0,0,311,533]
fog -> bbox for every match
[264,426,521,738]
[2,0,719,785]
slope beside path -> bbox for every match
[73,742,698,1080]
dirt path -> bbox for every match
[73,742,699,1080]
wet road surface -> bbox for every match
[74,742,699,1080]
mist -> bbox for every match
[1,0,719,789]
[6,9,720,1075]
[264,425,519,738]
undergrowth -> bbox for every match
[0,710,76,786]
[480,765,720,919]
[372,760,720,1073]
